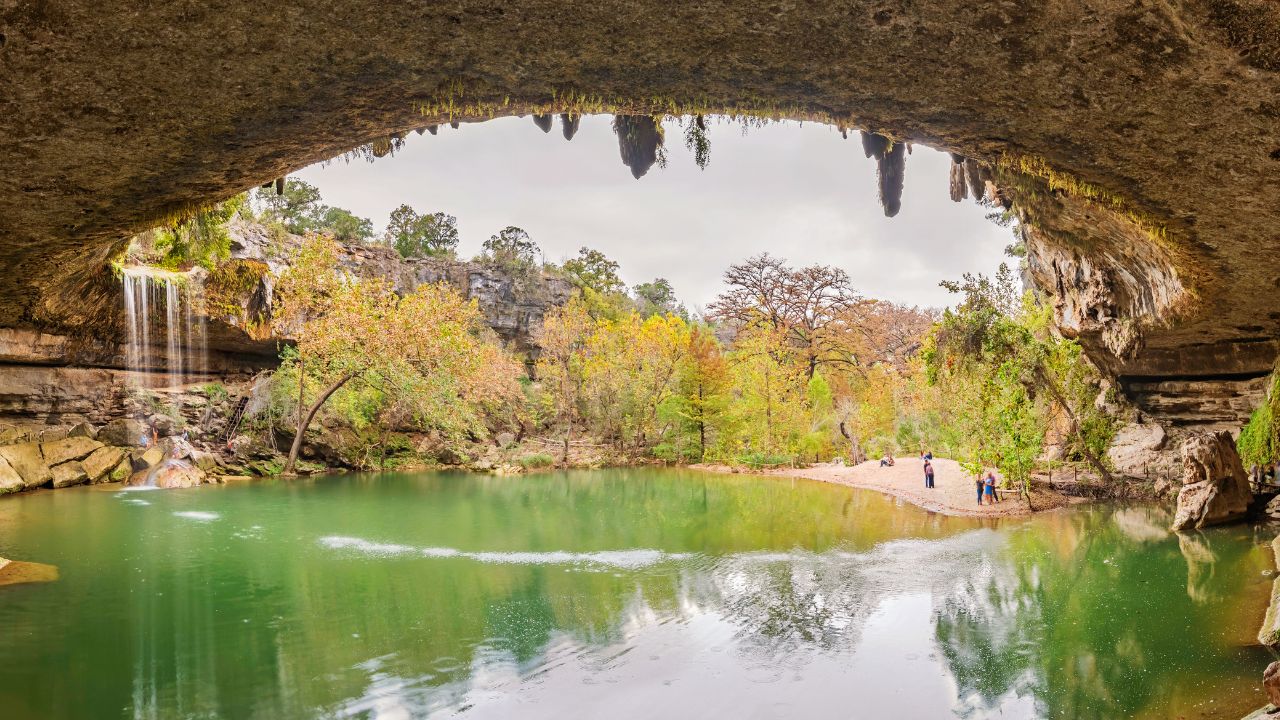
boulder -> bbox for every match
[109,457,132,483]
[127,459,206,489]
[147,413,176,437]
[98,418,147,447]
[82,446,127,483]
[50,461,89,488]
[141,447,164,468]
[1267,661,1280,707]
[495,432,517,449]
[0,442,51,488]
[1171,431,1252,532]
[0,456,23,494]
[190,450,218,472]
[159,436,196,461]
[66,422,97,440]
[39,436,103,466]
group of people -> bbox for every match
[915,451,1002,506]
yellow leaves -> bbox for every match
[275,236,523,437]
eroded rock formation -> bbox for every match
[0,1,1278,433]
[1171,430,1252,531]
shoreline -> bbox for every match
[690,458,1076,518]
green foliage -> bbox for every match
[202,383,229,403]
[148,193,247,270]
[683,115,711,170]
[387,205,459,258]
[924,264,1116,489]
[1239,371,1280,467]
[562,247,625,295]
[633,278,686,319]
[519,453,556,469]
[480,226,540,271]
[254,179,374,243]
[738,451,795,469]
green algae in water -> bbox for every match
[0,469,1271,719]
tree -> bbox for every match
[708,254,872,379]
[274,236,521,474]
[926,264,1115,492]
[536,296,594,464]
[563,247,625,295]
[320,206,374,244]
[634,278,686,319]
[481,226,539,270]
[255,179,323,233]
[254,178,374,243]
[671,326,730,460]
[387,205,459,258]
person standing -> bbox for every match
[985,471,999,504]
[924,460,935,489]
[975,475,985,506]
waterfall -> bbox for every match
[121,267,207,388]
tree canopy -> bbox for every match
[387,205,460,258]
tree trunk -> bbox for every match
[697,382,706,460]
[1037,366,1113,483]
[283,372,355,475]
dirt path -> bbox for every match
[695,458,1035,518]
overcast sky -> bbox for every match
[296,115,1011,312]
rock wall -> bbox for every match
[0,222,574,430]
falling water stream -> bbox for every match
[120,267,207,388]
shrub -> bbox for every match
[519,453,555,469]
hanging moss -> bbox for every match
[532,114,553,133]
[612,115,663,179]
[684,115,711,170]
[560,113,580,141]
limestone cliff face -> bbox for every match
[224,219,574,356]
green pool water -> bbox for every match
[0,469,1274,719]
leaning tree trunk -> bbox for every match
[1036,366,1113,483]
[283,372,355,475]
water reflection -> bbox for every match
[0,471,1272,719]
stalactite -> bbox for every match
[964,158,984,203]
[560,113,580,141]
[949,161,968,202]
[948,153,968,202]
[613,115,663,179]
[532,114,553,133]
[859,131,906,216]
[878,141,906,217]
[414,127,425,135]
[370,136,393,158]
[860,130,889,159]
[449,121,459,129]
[426,125,439,135]
[274,177,284,196]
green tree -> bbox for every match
[634,278,686,319]
[386,205,459,258]
[481,226,540,270]
[319,206,374,244]
[563,247,625,295]
[255,179,323,233]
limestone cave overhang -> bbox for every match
[1,0,1278,426]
